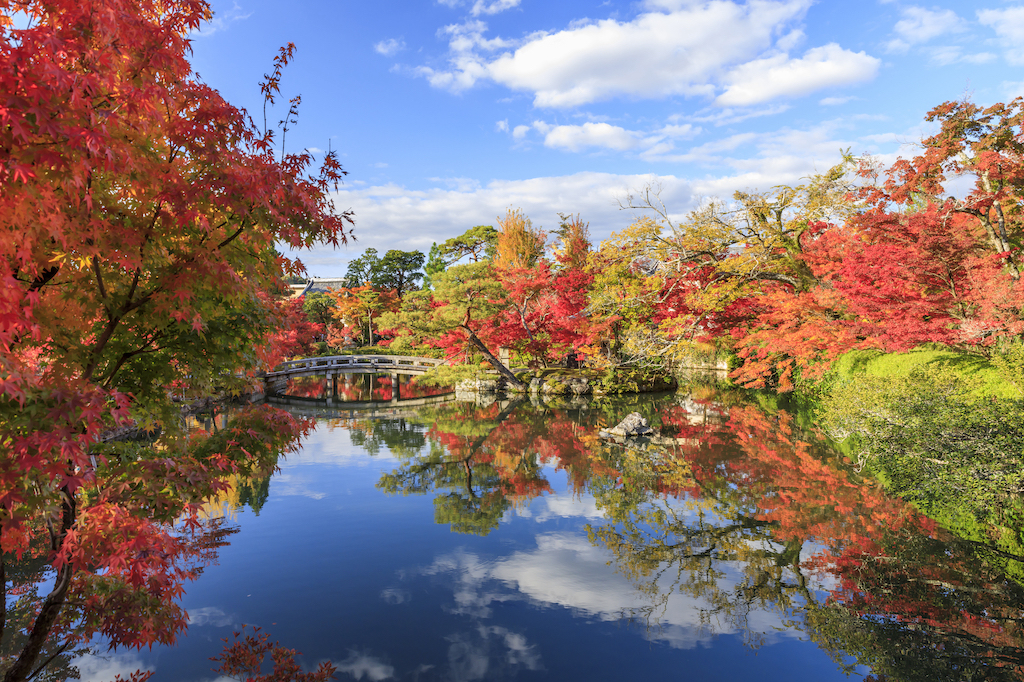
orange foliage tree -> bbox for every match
[327,284,400,347]
[731,100,1024,388]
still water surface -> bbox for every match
[95,383,1024,681]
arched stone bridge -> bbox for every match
[263,354,446,399]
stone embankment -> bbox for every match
[455,370,677,398]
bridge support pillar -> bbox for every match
[325,372,335,404]
[391,372,400,403]
[265,377,286,397]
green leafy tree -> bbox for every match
[422,242,446,290]
[343,247,381,287]
[376,249,425,297]
[302,291,335,327]
[438,225,498,264]
[343,248,424,297]
[380,261,525,388]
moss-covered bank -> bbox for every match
[800,345,1024,576]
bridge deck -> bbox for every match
[265,354,445,380]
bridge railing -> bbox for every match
[265,354,446,378]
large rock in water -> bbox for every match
[600,412,655,438]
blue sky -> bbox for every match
[189,0,1023,277]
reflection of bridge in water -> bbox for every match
[264,392,455,417]
[264,355,448,406]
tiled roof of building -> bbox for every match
[300,278,349,296]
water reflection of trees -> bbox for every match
[336,416,428,459]
[378,401,552,535]
[375,394,1024,678]
[284,374,450,401]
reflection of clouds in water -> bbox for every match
[490,533,640,619]
[270,471,328,500]
[427,532,804,649]
[801,541,841,593]
[410,663,436,681]
[282,424,401,468]
[531,493,605,522]
[380,587,411,604]
[423,550,517,618]
[75,652,152,682]
[499,628,541,669]
[245,417,420,500]
[187,606,234,627]
[446,625,542,682]
[337,650,396,681]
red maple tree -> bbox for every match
[0,0,351,678]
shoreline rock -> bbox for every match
[599,412,655,438]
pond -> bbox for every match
[81,381,1024,681]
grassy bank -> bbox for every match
[811,345,1024,536]
[828,346,1023,400]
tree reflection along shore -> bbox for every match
[374,391,1024,679]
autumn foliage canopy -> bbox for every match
[0,0,351,677]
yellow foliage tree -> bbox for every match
[493,208,545,270]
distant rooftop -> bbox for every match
[292,278,349,297]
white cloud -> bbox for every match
[291,171,693,273]
[1003,80,1024,100]
[661,130,760,166]
[642,120,891,199]
[380,586,412,604]
[490,0,810,107]
[658,123,700,139]
[521,118,701,156]
[819,95,854,106]
[471,0,520,16]
[925,46,996,66]
[192,1,251,37]
[336,651,395,681]
[430,176,481,192]
[423,549,518,618]
[444,625,542,680]
[716,44,880,106]
[495,119,509,132]
[691,103,792,126]
[885,6,964,53]
[281,114,924,277]
[413,0,881,108]
[374,38,406,56]
[414,20,510,92]
[978,7,1024,65]
[886,38,910,54]
[775,27,805,51]
[272,471,329,499]
[537,121,640,152]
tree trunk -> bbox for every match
[4,489,76,682]
[459,326,525,390]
